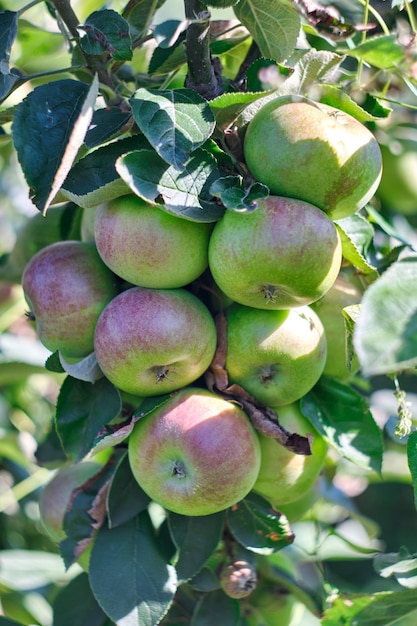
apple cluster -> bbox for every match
[25,96,382,523]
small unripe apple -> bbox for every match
[244,97,382,219]
[94,195,213,288]
[22,241,118,359]
[208,195,342,310]
[128,388,261,516]
[39,462,100,542]
[311,275,362,380]
[220,560,258,598]
[253,402,327,506]
[94,287,217,396]
[243,578,295,626]
[225,304,327,406]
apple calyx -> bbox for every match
[259,284,279,304]
[154,365,170,383]
[258,365,277,387]
[172,460,187,479]
[220,560,258,599]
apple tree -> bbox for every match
[2,0,417,625]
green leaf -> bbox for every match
[209,91,270,131]
[52,572,110,626]
[0,550,76,591]
[190,589,241,626]
[408,430,417,511]
[148,36,186,76]
[0,10,18,100]
[301,377,383,473]
[226,492,295,553]
[374,551,417,589]
[210,177,269,211]
[279,49,343,96]
[168,511,225,583]
[319,85,380,122]
[85,107,132,148]
[322,589,417,626]
[130,88,215,170]
[89,511,177,626]
[61,135,148,209]
[0,618,27,626]
[58,351,103,383]
[234,0,300,63]
[12,77,98,214]
[345,34,405,70]
[122,0,167,38]
[107,453,151,529]
[335,215,379,278]
[353,254,417,376]
[56,376,122,461]
[153,20,190,48]
[116,148,225,222]
[79,10,132,61]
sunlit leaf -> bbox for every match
[322,589,417,625]
[234,0,300,63]
[353,253,417,376]
[130,88,215,170]
[345,34,405,70]
[335,215,378,278]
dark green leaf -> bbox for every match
[61,135,149,208]
[168,511,225,583]
[301,377,383,473]
[79,10,132,61]
[353,254,417,376]
[210,177,269,212]
[0,11,17,63]
[56,376,122,461]
[91,417,136,456]
[116,148,225,222]
[133,394,171,419]
[234,0,300,63]
[12,77,98,213]
[322,589,417,626]
[122,0,167,38]
[107,453,150,528]
[85,107,132,148]
[61,456,119,569]
[227,492,295,552]
[148,36,186,76]
[89,511,177,626]
[408,430,417,512]
[345,34,405,69]
[188,567,221,592]
[190,589,241,626]
[52,572,109,626]
[45,351,65,373]
[130,88,215,170]
[153,20,190,48]
[0,618,27,626]
[361,93,392,119]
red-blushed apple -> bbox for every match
[94,287,217,396]
[311,275,362,380]
[208,196,342,310]
[225,303,327,407]
[94,195,213,288]
[22,241,118,359]
[127,387,261,516]
[243,96,382,220]
[253,402,327,506]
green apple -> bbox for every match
[94,286,217,396]
[80,206,97,242]
[94,195,213,288]
[276,483,320,522]
[376,126,417,215]
[253,402,327,506]
[243,96,382,220]
[22,241,118,359]
[225,303,327,406]
[127,387,261,516]
[311,275,362,380]
[208,195,342,310]
[243,578,295,626]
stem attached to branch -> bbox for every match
[184,0,223,99]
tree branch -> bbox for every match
[184,0,223,100]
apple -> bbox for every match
[208,195,342,310]
[243,96,382,220]
[311,275,362,380]
[127,387,261,516]
[94,195,213,289]
[376,125,417,215]
[276,483,320,522]
[243,578,295,626]
[253,402,327,506]
[22,241,118,359]
[225,303,327,406]
[80,206,97,242]
[94,286,217,396]
[220,560,258,599]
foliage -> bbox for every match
[2,0,417,625]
